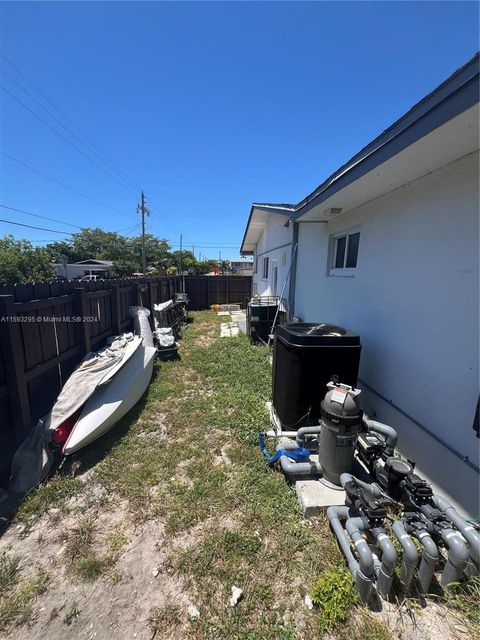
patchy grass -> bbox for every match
[148,604,183,636]
[16,474,84,528]
[441,575,480,635]
[0,552,21,592]
[6,311,474,638]
[63,515,120,582]
[0,560,48,633]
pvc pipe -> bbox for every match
[345,516,375,602]
[265,430,298,438]
[432,494,480,564]
[340,472,384,497]
[363,418,398,454]
[326,506,359,577]
[439,528,470,587]
[279,455,322,477]
[420,505,469,587]
[359,378,479,473]
[391,521,419,590]
[296,425,322,447]
[370,527,397,598]
[415,530,439,593]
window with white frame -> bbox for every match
[262,256,269,280]
[330,230,360,275]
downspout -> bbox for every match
[287,222,298,321]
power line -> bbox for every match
[0,204,83,229]
[0,218,73,235]
[1,66,140,195]
[1,84,139,197]
[1,151,136,220]
[1,53,142,193]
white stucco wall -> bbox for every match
[252,214,292,299]
[294,151,479,515]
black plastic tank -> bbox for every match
[272,323,361,430]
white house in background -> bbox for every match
[240,54,479,516]
[51,259,113,280]
[229,258,254,276]
[240,203,296,300]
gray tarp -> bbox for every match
[5,306,154,498]
[8,333,134,494]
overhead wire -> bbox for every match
[0,204,83,229]
[1,53,142,193]
[1,65,140,194]
[0,218,73,235]
[1,151,136,220]
[0,204,139,236]
[1,84,139,197]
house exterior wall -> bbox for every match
[293,151,479,515]
[52,264,111,279]
[252,214,292,299]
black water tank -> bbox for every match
[272,323,361,430]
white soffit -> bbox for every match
[298,103,479,222]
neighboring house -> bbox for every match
[240,54,479,515]
[229,258,254,276]
[240,203,296,299]
[51,259,113,280]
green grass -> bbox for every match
[0,555,48,633]
[16,474,84,527]
[310,567,359,633]
[0,552,21,593]
[441,575,480,635]
[7,312,378,637]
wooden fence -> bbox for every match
[184,275,252,310]
[0,275,251,482]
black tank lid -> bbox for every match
[275,323,360,346]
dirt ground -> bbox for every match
[0,312,476,640]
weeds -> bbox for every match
[0,565,48,633]
[0,552,21,592]
[310,567,359,633]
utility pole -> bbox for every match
[137,191,150,276]
[179,233,184,292]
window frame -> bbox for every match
[329,228,360,277]
[262,256,269,280]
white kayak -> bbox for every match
[98,335,142,386]
[63,344,157,455]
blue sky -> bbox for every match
[0,1,478,260]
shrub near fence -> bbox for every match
[0,274,251,483]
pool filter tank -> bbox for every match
[318,381,363,485]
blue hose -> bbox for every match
[259,431,311,467]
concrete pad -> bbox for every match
[295,479,345,516]
[218,311,231,316]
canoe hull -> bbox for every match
[63,345,157,455]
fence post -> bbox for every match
[0,294,31,440]
[74,287,91,355]
[111,284,122,335]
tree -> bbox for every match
[110,258,138,278]
[71,228,129,262]
[0,235,55,284]
[46,239,81,263]
[127,235,172,274]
